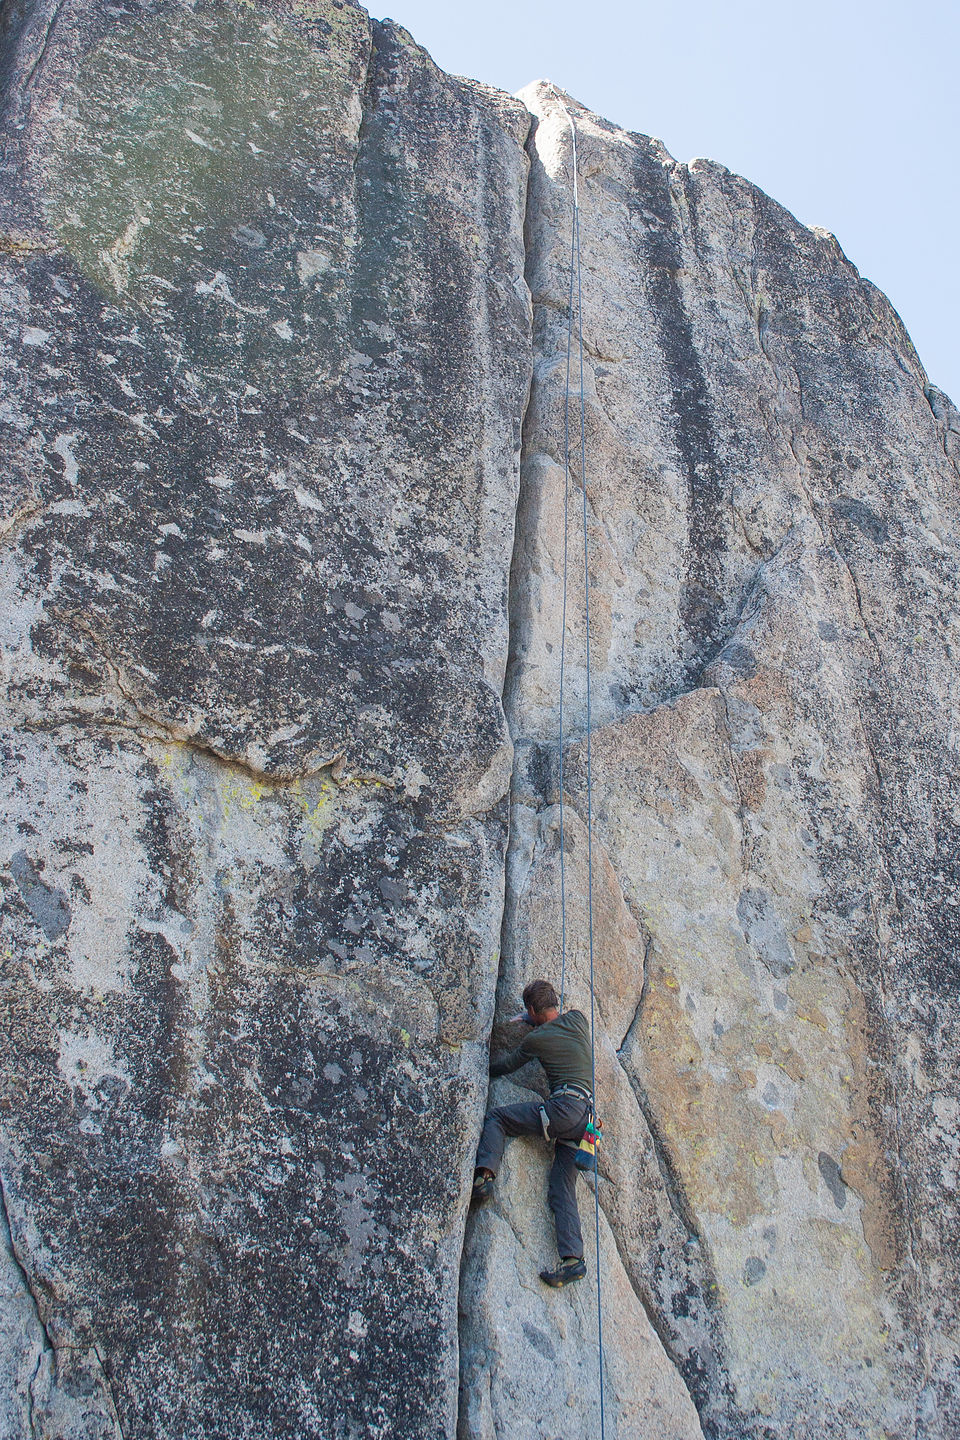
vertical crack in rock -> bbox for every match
[457,97,723,1440]
[618,996,704,1252]
[0,1170,53,1439]
[22,0,65,91]
[454,118,536,1440]
[92,1345,128,1440]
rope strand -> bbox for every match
[549,85,606,1440]
[557,117,577,1015]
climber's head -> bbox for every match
[521,979,560,1026]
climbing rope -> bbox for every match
[557,103,576,1016]
[550,85,607,1440]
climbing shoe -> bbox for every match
[471,1174,494,1204]
[539,1257,586,1287]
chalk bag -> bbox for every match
[575,1116,603,1172]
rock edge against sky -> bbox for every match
[1,3,959,1437]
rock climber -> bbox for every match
[471,978,592,1288]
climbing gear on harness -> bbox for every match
[550,82,607,1436]
[575,1115,603,1172]
[542,1087,593,1147]
[550,1083,602,1169]
[540,1256,587,1287]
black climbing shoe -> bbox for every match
[540,1257,586,1287]
[471,1174,494,1204]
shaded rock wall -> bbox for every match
[2,5,960,1439]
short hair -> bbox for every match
[523,979,559,1015]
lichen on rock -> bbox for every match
[1,3,529,1436]
[1,5,959,1440]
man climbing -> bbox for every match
[471,979,593,1288]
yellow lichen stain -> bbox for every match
[795,1004,830,1031]
[292,778,336,841]
[292,769,388,843]
[156,746,196,803]
[221,775,268,819]
[152,746,368,847]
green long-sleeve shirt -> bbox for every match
[489,1009,592,1093]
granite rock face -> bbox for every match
[0,4,529,1437]
[2,6,960,1439]
[464,81,960,1440]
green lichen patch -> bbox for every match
[44,4,369,392]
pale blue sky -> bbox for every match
[379,0,958,405]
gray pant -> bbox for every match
[475,1095,590,1259]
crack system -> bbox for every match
[3,17,949,1437]
[22,0,66,91]
[456,98,739,1440]
[0,1168,53,1440]
[455,84,952,1440]
[92,1345,128,1440]
[10,606,397,791]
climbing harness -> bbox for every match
[537,1086,600,1158]
[550,84,607,1439]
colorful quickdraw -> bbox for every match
[575,1114,603,1172]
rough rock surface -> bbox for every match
[0,3,529,1436]
[2,5,960,1440]
[467,81,960,1440]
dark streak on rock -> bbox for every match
[9,850,71,940]
[632,153,728,683]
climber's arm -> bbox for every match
[489,1037,533,1077]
